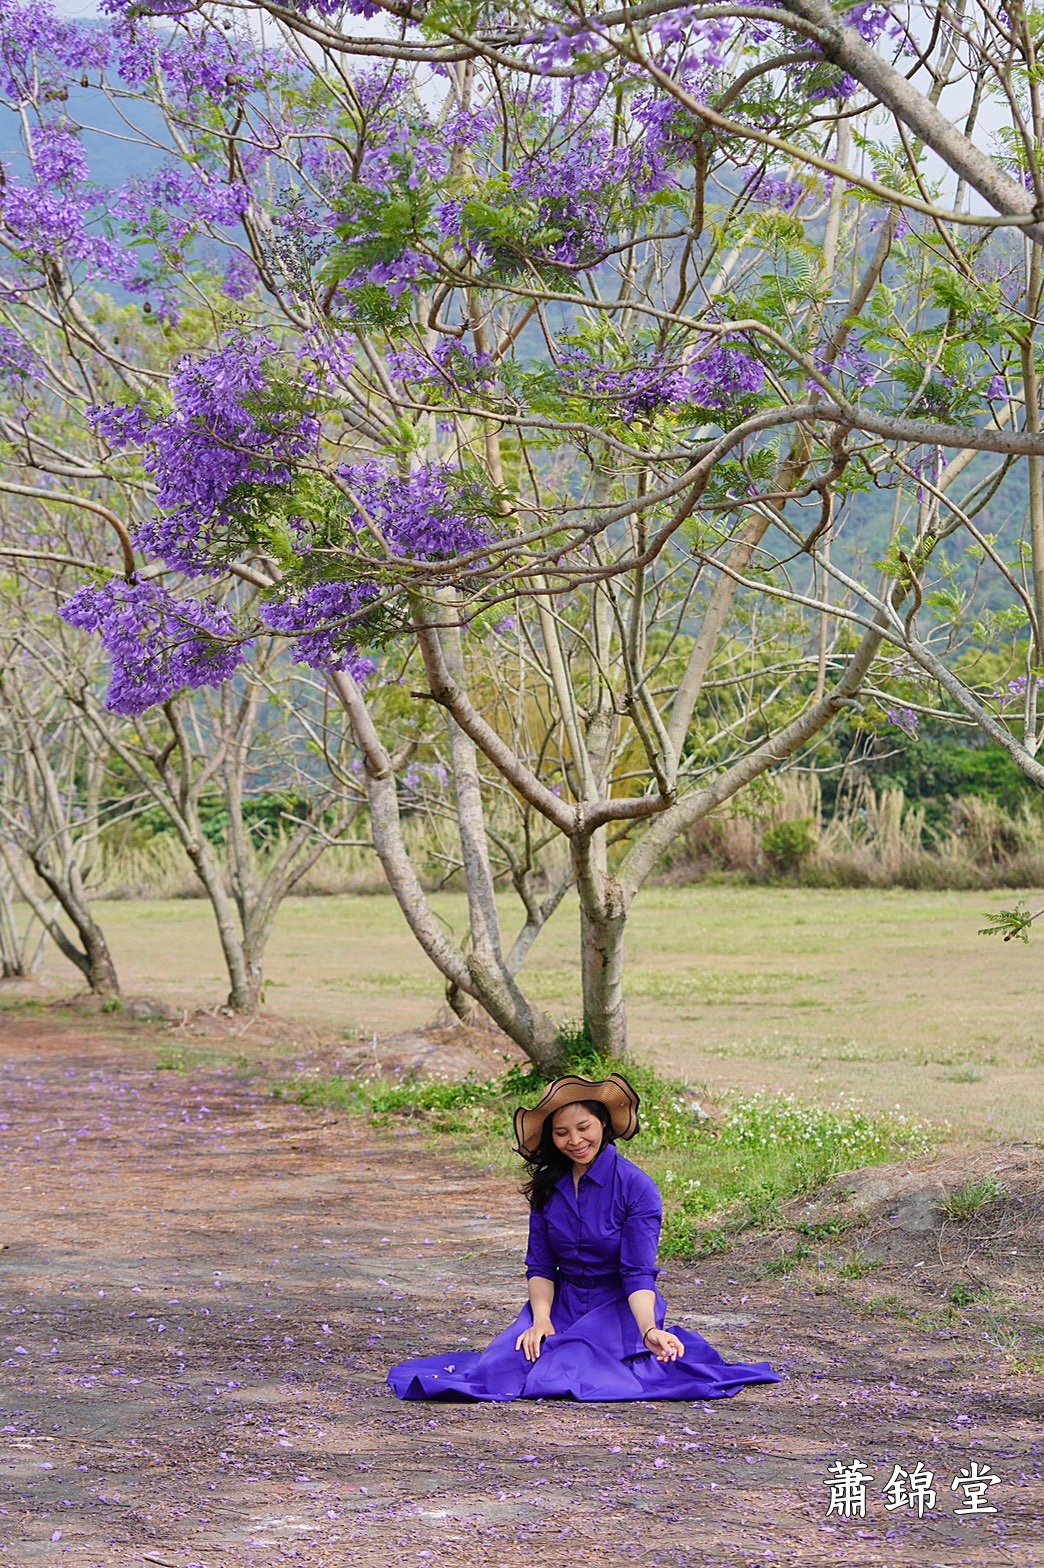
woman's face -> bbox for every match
[549,1102,605,1169]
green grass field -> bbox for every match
[15,885,1044,1144]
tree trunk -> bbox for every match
[79,917,121,999]
[5,846,121,998]
[445,979,482,1026]
[183,833,259,1012]
[329,667,566,1071]
[577,887,629,1059]
[572,827,629,1059]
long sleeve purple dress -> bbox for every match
[387,1142,781,1402]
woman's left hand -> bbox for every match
[644,1327,684,1362]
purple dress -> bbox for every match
[387,1142,781,1402]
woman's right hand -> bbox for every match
[515,1318,555,1362]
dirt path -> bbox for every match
[0,1018,1040,1568]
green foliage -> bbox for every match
[287,1071,504,1136]
[764,1241,811,1275]
[283,1063,934,1260]
[948,1281,985,1307]
[109,790,322,850]
[763,817,816,874]
[719,1092,931,1167]
[978,902,1036,942]
[942,1175,1006,1221]
[658,1085,933,1257]
[836,1251,881,1279]
[335,281,413,330]
[554,1017,599,1072]
[795,1216,856,1239]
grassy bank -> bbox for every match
[280,1057,935,1258]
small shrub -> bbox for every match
[948,1282,986,1308]
[942,1175,1005,1221]
[765,1242,811,1276]
[690,1226,734,1258]
[762,817,816,875]
[837,1251,881,1279]
[555,1018,600,1073]
[796,1216,856,1239]
[719,1091,933,1169]
[155,1047,189,1072]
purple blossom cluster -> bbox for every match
[354,116,448,195]
[816,334,879,391]
[800,3,912,104]
[107,16,261,106]
[249,463,490,675]
[337,462,491,563]
[506,132,666,268]
[885,706,919,738]
[626,15,736,157]
[90,336,321,574]
[0,3,273,297]
[0,324,35,379]
[4,0,267,108]
[328,100,457,298]
[448,105,499,148]
[2,178,135,284]
[29,121,88,187]
[386,339,495,394]
[683,345,765,409]
[0,1,108,99]
[553,342,763,420]
[554,349,674,419]
[531,22,604,76]
[295,329,357,393]
[846,2,909,48]
[258,581,379,677]
[630,90,697,167]
[991,675,1044,710]
[61,578,249,715]
[77,370,493,692]
[275,0,384,17]
[98,0,195,14]
[748,168,825,212]
[400,761,450,796]
[655,13,734,68]
[222,252,259,301]
[342,249,437,302]
[115,167,250,250]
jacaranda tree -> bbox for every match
[3,0,1044,1060]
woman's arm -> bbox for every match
[619,1168,684,1361]
[515,1275,556,1361]
[627,1287,685,1362]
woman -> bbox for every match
[387,1073,781,1402]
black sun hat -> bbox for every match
[513,1073,641,1159]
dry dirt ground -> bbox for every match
[0,1009,1041,1568]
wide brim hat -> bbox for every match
[513,1073,640,1159]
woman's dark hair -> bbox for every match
[521,1099,615,1211]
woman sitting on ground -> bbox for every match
[388,1072,781,1402]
